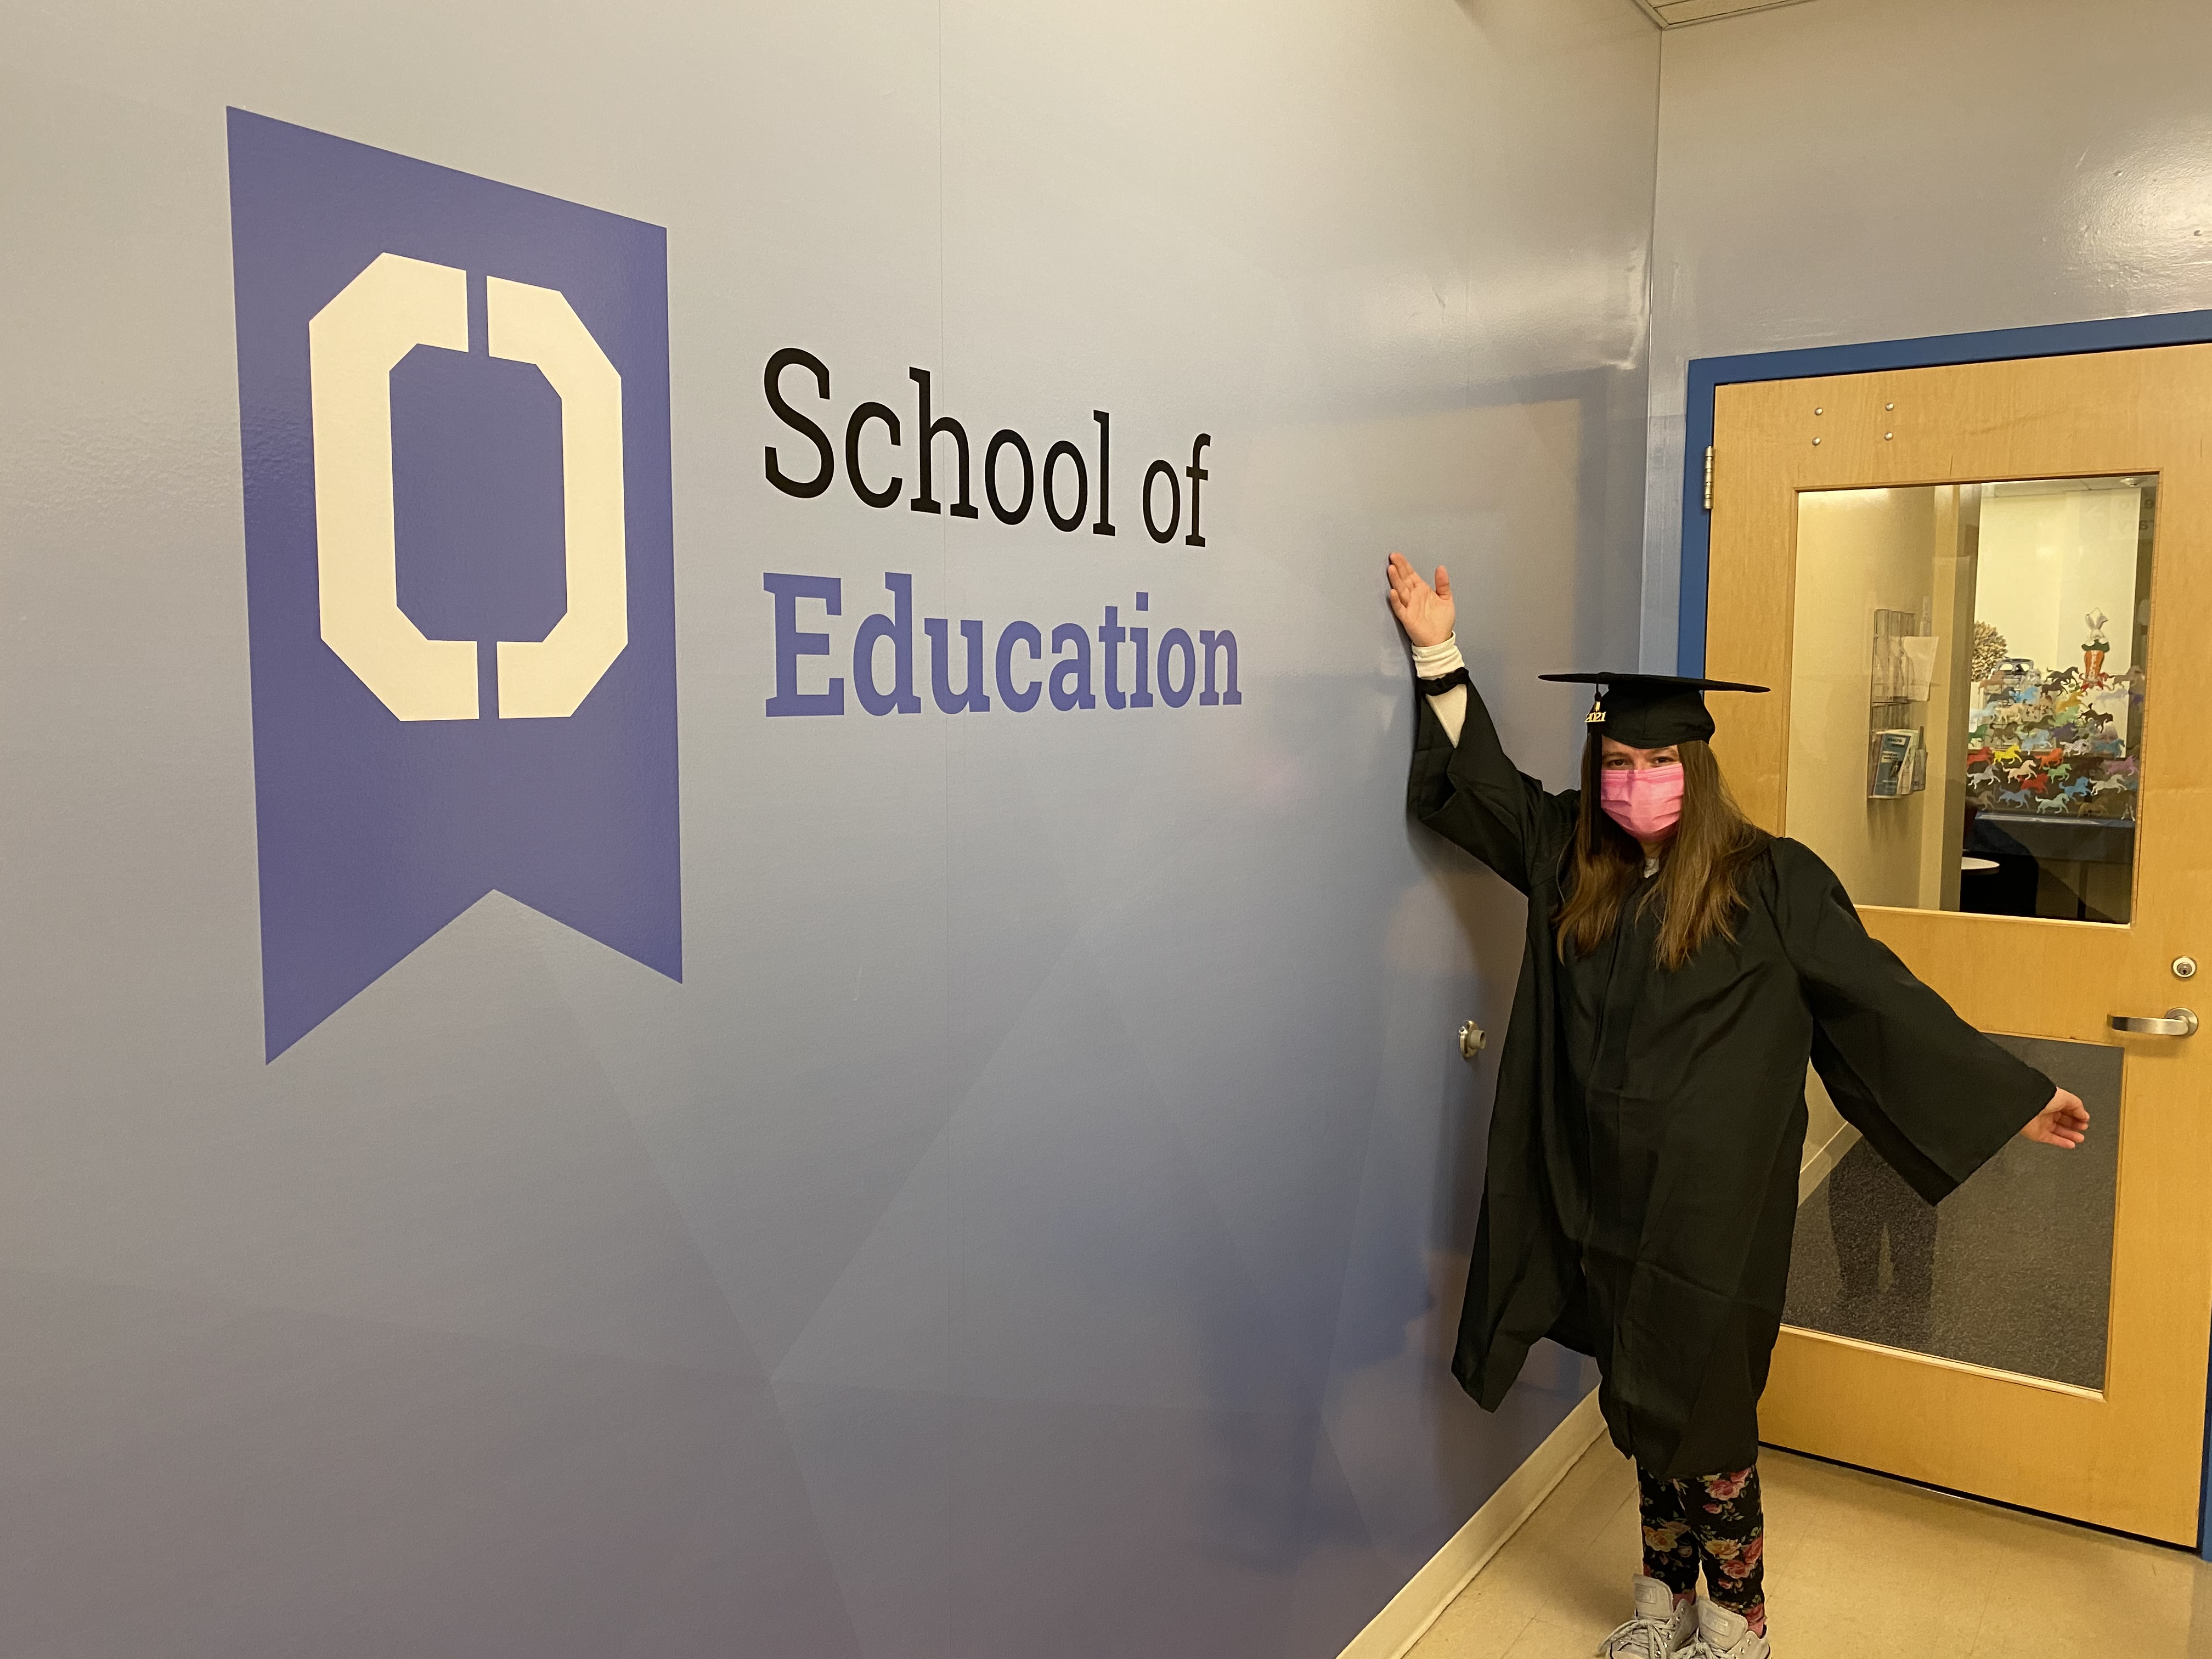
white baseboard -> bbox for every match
[1336,1388,1607,1659]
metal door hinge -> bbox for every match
[1702,445,1715,512]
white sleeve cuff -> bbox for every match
[1410,633,1464,677]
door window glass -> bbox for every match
[1787,476,2153,922]
[1784,1033,2119,1390]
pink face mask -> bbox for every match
[1599,764,1684,841]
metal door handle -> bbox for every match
[2109,1007,2199,1037]
[1458,1020,1488,1062]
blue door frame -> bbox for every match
[1674,310,2212,1559]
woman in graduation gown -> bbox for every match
[1384,554,2088,1659]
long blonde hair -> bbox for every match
[1553,736,1765,970]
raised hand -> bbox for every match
[1386,551,1456,649]
[2020,1086,2089,1148]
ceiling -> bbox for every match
[1633,0,1814,26]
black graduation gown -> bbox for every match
[1409,679,2055,1478]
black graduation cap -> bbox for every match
[1537,671,1769,748]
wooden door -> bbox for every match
[1706,346,2212,1544]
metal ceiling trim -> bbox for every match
[1633,0,1816,28]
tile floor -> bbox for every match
[1405,1438,2212,1657]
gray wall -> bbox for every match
[0,3,1658,1654]
[1640,0,2212,667]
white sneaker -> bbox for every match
[1596,1575,1697,1656]
[1685,1598,1770,1658]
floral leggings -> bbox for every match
[1638,1461,1765,1626]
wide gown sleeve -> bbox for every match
[1406,674,1576,895]
[1774,838,2055,1204]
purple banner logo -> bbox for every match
[227,109,680,1058]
